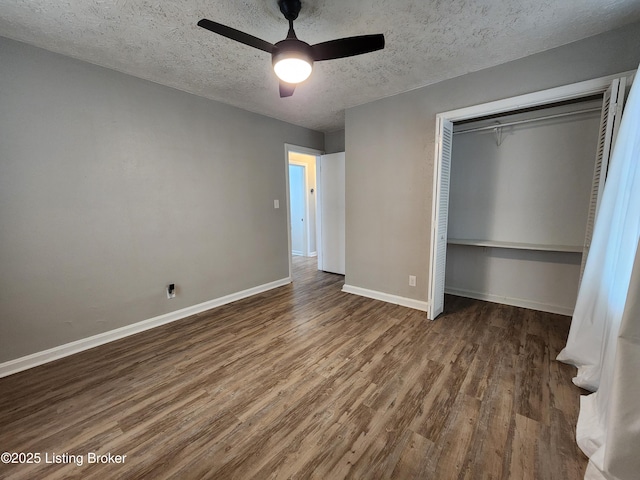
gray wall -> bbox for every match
[0,37,323,362]
[324,130,346,154]
[345,21,640,304]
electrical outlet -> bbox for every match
[409,275,416,287]
[274,199,280,209]
[167,283,176,299]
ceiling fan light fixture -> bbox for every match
[272,40,314,84]
[274,57,312,83]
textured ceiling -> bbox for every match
[1,1,639,132]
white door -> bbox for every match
[428,119,454,319]
[318,152,345,274]
[289,164,307,256]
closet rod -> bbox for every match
[454,107,602,135]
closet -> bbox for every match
[428,74,631,319]
[446,99,601,315]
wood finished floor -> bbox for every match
[0,256,587,479]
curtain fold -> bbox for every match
[557,68,640,480]
[604,272,640,479]
[580,240,640,480]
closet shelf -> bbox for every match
[447,238,583,253]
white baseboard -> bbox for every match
[342,284,429,312]
[0,277,291,378]
[308,251,317,257]
[444,286,574,316]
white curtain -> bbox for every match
[557,69,640,480]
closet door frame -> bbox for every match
[427,70,636,321]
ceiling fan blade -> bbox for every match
[197,19,274,54]
[279,82,296,98]
[311,34,384,61]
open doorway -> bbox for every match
[285,144,346,282]
[285,144,323,280]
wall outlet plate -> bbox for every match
[167,284,176,299]
[409,275,416,287]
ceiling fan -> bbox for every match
[197,0,385,98]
